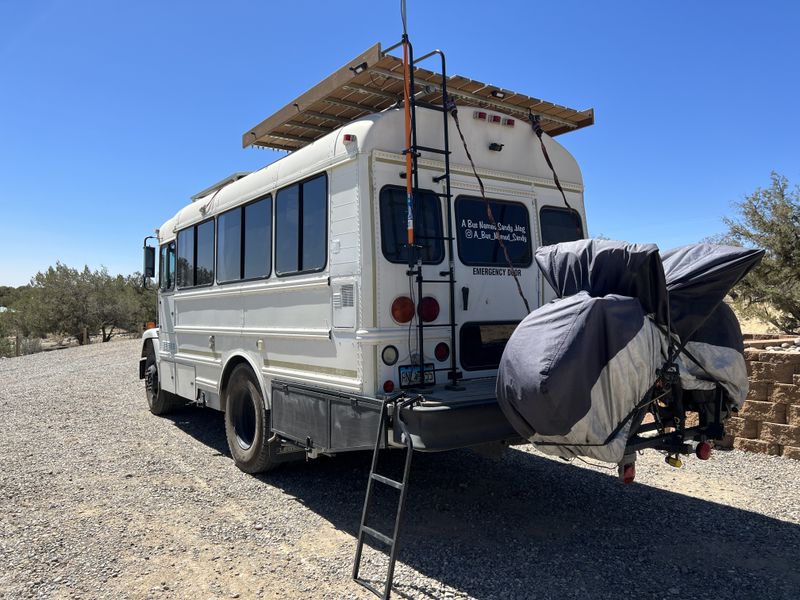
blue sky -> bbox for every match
[0,1,797,286]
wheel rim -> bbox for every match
[232,388,257,450]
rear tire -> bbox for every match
[224,364,279,474]
[143,342,181,416]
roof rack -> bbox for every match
[190,172,251,201]
[242,43,594,152]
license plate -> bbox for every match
[399,363,435,387]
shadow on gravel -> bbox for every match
[166,409,800,600]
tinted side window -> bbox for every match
[301,177,326,272]
[159,245,167,290]
[217,208,242,283]
[379,186,444,264]
[159,242,176,291]
[540,207,584,247]
[455,196,532,267]
[276,174,327,276]
[195,220,215,286]
[177,228,194,288]
[276,184,300,274]
[244,197,271,279]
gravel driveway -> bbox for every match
[1,339,799,599]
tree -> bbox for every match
[9,263,158,344]
[722,172,800,333]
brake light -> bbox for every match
[621,464,635,484]
[434,342,450,362]
[696,441,712,460]
[391,296,415,324]
[418,296,440,322]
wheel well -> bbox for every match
[219,356,259,413]
[141,338,153,358]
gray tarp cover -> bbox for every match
[496,240,762,464]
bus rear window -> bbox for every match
[459,321,518,371]
[455,196,532,267]
[379,186,443,264]
[540,207,584,247]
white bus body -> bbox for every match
[140,105,587,469]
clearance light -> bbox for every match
[382,345,399,366]
[473,111,487,120]
[621,464,635,484]
[434,342,450,362]
[418,296,440,322]
[391,296,415,324]
[503,118,515,127]
[488,114,502,124]
[696,441,712,460]
[343,133,357,143]
[383,380,395,393]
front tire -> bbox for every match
[143,342,181,416]
[224,364,279,474]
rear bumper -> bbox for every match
[396,396,520,451]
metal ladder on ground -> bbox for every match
[352,396,419,599]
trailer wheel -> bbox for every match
[143,342,181,416]
[224,364,278,474]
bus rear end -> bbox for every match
[368,107,587,449]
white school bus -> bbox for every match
[138,43,594,475]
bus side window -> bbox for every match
[159,241,176,291]
[276,174,327,276]
[539,207,584,247]
[177,228,195,288]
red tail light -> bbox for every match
[418,296,440,322]
[383,380,395,393]
[696,441,712,460]
[621,464,635,484]
[391,296,415,323]
[434,342,450,362]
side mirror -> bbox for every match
[143,245,156,278]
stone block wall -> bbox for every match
[717,342,800,460]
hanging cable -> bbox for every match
[447,99,532,314]
[529,113,572,212]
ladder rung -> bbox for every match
[371,473,403,489]
[414,145,450,155]
[362,526,394,547]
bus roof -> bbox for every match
[243,43,594,152]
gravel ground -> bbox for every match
[1,339,799,600]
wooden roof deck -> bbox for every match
[243,43,594,152]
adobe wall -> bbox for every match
[717,336,800,460]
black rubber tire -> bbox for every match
[143,342,181,416]
[224,364,279,474]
